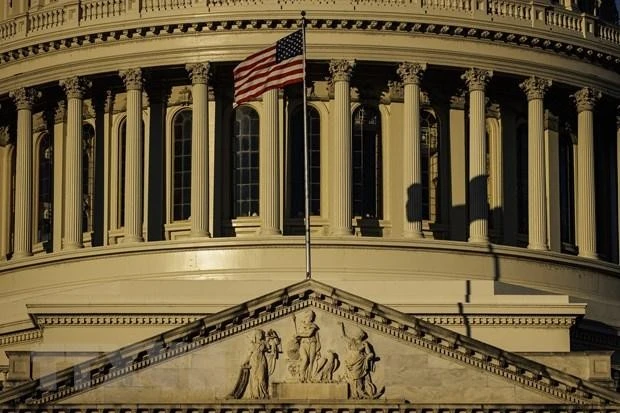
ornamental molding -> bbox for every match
[572,87,602,112]
[0,126,11,147]
[519,76,553,101]
[9,88,41,110]
[461,68,493,92]
[0,280,617,405]
[186,62,211,85]
[54,100,66,124]
[0,404,618,413]
[59,76,92,100]
[397,62,426,85]
[329,59,356,82]
[0,329,42,347]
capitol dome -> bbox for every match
[0,0,619,409]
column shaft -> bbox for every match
[330,60,355,236]
[527,98,547,249]
[0,134,13,261]
[462,68,492,244]
[120,69,144,243]
[187,63,211,237]
[259,89,280,235]
[573,88,600,259]
[10,88,39,258]
[63,95,84,249]
[398,62,426,239]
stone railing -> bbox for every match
[0,0,618,49]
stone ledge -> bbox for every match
[271,382,348,400]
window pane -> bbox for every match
[172,110,192,221]
[232,107,260,218]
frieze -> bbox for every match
[1,281,616,406]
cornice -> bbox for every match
[0,280,616,405]
[0,17,619,96]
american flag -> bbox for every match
[233,30,304,105]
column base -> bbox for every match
[467,235,489,244]
[123,235,144,243]
[331,227,353,236]
[12,250,33,259]
[403,230,424,239]
[527,243,548,251]
[63,242,84,250]
[578,251,598,260]
[259,228,281,236]
[190,230,211,238]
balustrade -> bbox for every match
[0,0,617,48]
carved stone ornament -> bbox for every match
[450,93,466,110]
[397,62,426,85]
[0,126,11,147]
[119,68,144,90]
[9,87,41,110]
[519,76,552,101]
[461,68,493,92]
[186,62,211,85]
[59,76,92,99]
[227,310,384,400]
[104,90,114,114]
[329,60,356,82]
[54,100,66,124]
[572,87,602,113]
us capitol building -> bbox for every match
[0,0,619,410]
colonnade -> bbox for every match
[0,61,610,262]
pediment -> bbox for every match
[0,280,618,406]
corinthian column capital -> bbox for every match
[60,76,92,99]
[9,87,41,110]
[572,87,601,113]
[329,59,356,82]
[186,62,211,85]
[119,68,144,90]
[461,68,493,92]
[397,62,426,85]
[519,76,552,101]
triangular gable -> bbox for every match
[0,279,618,406]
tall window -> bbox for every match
[559,130,576,251]
[290,106,320,217]
[82,123,95,233]
[173,109,192,221]
[232,106,259,218]
[421,109,439,222]
[119,120,126,227]
[516,123,528,237]
[352,105,382,219]
[38,133,53,246]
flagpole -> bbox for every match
[301,11,311,280]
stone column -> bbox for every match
[329,60,355,236]
[398,62,426,239]
[60,76,91,250]
[461,68,493,243]
[259,88,281,235]
[0,127,14,261]
[572,87,600,259]
[544,111,561,253]
[52,101,66,252]
[9,87,40,258]
[119,68,144,243]
[520,76,551,251]
[186,63,211,238]
[617,110,620,263]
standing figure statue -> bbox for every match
[339,322,384,399]
[228,329,281,399]
[293,310,321,382]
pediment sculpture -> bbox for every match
[228,310,384,400]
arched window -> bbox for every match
[516,123,528,238]
[352,105,382,219]
[82,123,95,233]
[38,133,53,246]
[559,129,576,252]
[421,109,439,222]
[232,106,259,218]
[173,109,192,221]
[290,106,320,217]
